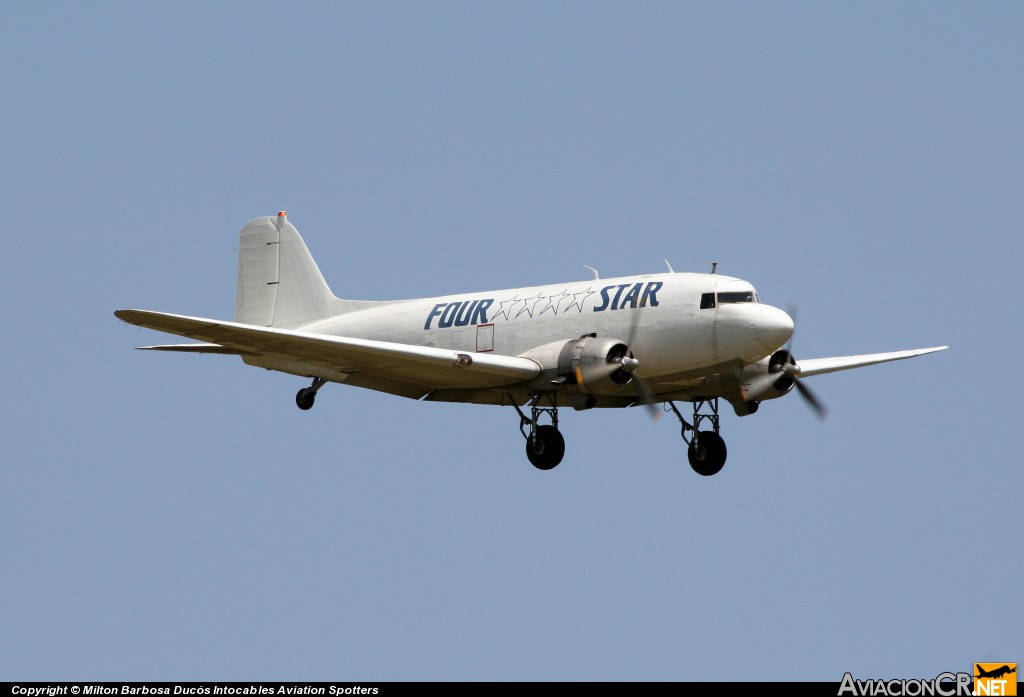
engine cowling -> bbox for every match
[756,349,798,398]
[519,335,636,395]
[703,349,797,416]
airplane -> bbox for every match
[115,212,946,476]
[976,666,1017,680]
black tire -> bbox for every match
[687,431,727,476]
[296,388,316,411]
[526,425,565,470]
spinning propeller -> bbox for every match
[745,306,828,420]
[603,305,663,421]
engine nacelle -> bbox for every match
[749,349,797,399]
[703,349,797,416]
[519,335,635,396]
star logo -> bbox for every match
[537,289,571,316]
[515,292,545,319]
[491,295,520,322]
[564,287,597,314]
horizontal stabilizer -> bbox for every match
[798,346,947,378]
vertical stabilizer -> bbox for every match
[235,212,346,327]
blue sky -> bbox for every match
[2,2,1021,681]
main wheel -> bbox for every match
[687,431,727,476]
[526,425,565,470]
[296,388,316,411]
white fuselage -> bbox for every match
[300,272,793,383]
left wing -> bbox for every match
[115,309,541,392]
[797,346,947,377]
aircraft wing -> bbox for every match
[798,346,947,377]
[114,309,541,392]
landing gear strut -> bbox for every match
[668,398,728,476]
[296,378,326,411]
[511,394,565,470]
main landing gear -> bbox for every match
[508,394,728,475]
[295,377,326,410]
[296,381,727,476]
[667,398,728,476]
[511,395,565,470]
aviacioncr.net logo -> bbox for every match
[974,663,1017,696]
[838,672,973,696]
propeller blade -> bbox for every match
[745,360,829,419]
[623,306,662,421]
[633,375,663,423]
[793,378,828,421]
[745,369,787,400]
[605,353,661,421]
[742,303,829,419]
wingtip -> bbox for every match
[114,309,144,324]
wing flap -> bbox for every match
[115,309,541,390]
[798,346,947,377]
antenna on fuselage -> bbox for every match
[697,261,718,274]
[583,264,600,280]
[664,259,675,273]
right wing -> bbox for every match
[115,310,541,395]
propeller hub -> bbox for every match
[619,356,640,371]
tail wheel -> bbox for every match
[688,431,727,476]
[526,425,565,470]
[295,388,316,410]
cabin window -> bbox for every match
[700,292,716,309]
[718,291,755,304]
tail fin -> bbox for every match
[235,212,348,328]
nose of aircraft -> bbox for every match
[756,305,794,351]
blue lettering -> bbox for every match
[592,281,665,314]
[424,303,446,330]
[609,283,630,310]
[438,301,462,328]
[454,299,478,327]
[593,286,613,312]
[621,283,642,309]
[425,298,496,330]
[640,281,662,307]
[472,299,492,324]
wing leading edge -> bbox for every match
[114,309,541,392]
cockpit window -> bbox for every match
[718,291,755,304]
[700,290,758,308]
